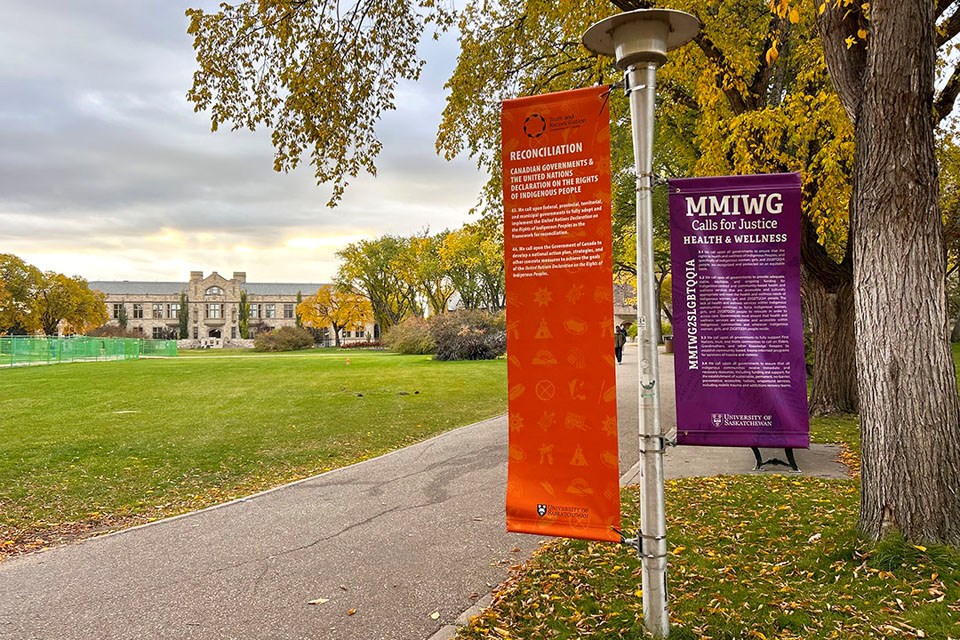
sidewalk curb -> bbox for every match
[426,461,642,640]
[44,415,508,553]
[426,594,494,640]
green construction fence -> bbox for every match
[0,336,177,367]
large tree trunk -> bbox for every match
[802,266,858,414]
[851,0,960,543]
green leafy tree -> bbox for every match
[0,254,42,334]
[439,218,505,311]
[238,290,250,339]
[337,236,419,330]
[178,292,190,339]
[0,279,10,330]
[117,305,129,330]
[295,290,303,328]
[398,231,456,316]
[32,272,107,336]
[186,0,453,206]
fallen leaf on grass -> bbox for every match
[307,598,329,605]
[347,608,357,616]
[430,611,440,620]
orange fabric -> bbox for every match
[502,85,620,543]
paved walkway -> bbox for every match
[0,346,848,640]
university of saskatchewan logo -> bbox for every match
[537,504,548,517]
[524,113,546,139]
[711,413,723,427]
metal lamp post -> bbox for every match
[583,9,700,639]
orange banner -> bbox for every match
[502,85,620,543]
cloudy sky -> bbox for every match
[0,1,486,283]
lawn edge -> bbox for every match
[9,413,508,559]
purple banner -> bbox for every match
[668,173,809,448]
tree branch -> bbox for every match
[694,33,748,115]
[658,79,699,111]
[935,62,960,124]
[799,214,850,290]
[745,15,782,110]
[936,0,956,20]
[938,5,960,47]
[816,1,867,124]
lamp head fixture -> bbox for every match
[582,9,701,68]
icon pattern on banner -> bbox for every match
[568,379,586,400]
[567,478,593,495]
[569,446,588,466]
[564,413,587,431]
[533,350,557,365]
[535,320,553,339]
[538,412,557,431]
[593,286,612,303]
[538,444,555,464]
[566,284,584,304]
[535,380,556,401]
[534,287,553,307]
[567,349,587,369]
[602,416,618,437]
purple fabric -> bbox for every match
[668,173,810,448]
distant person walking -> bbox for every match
[614,323,628,364]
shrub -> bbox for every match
[659,321,672,339]
[430,309,506,361]
[253,326,314,352]
[383,317,436,355]
[87,324,145,339]
[340,340,382,349]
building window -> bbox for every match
[232,326,237,339]
[249,303,260,318]
[206,286,224,296]
[152,304,163,319]
[283,303,294,319]
[206,304,222,319]
[193,327,198,339]
[168,303,180,319]
[152,327,164,339]
[133,304,144,319]
[112,303,123,319]
[265,304,276,319]
[343,330,351,338]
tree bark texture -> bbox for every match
[816,1,866,125]
[852,0,960,543]
[802,266,858,414]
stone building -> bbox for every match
[90,271,378,346]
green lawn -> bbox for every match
[460,476,960,640]
[454,356,960,640]
[0,351,506,555]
